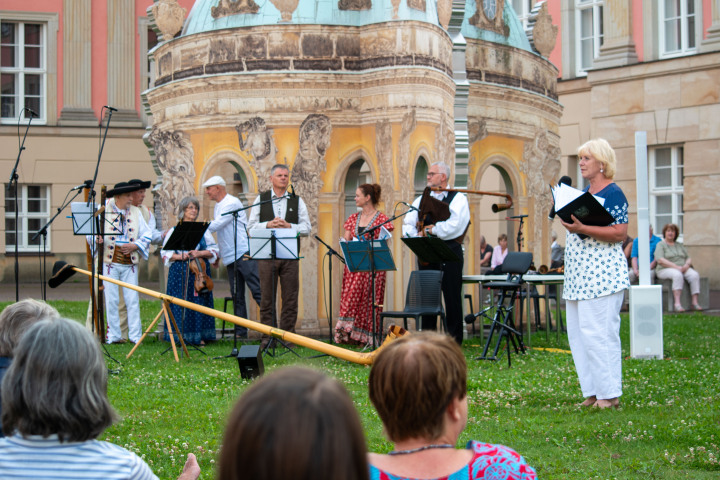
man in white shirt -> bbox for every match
[402,161,470,344]
[248,165,311,347]
[203,176,262,339]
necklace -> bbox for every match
[355,210,379,239]
[388,444,454,455]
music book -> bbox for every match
[551,183,614,238]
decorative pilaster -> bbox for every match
[107,0,141,126]
[700,0,720,52]
[593,0,638,69]
[58,0,96,125]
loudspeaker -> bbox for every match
[237,345,264,379]
[629,285,663,359]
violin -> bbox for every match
[188,255,214,294]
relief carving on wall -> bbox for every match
[211,0,260,18]
[398,109,417,203]
[532,2,558,58]
[236,117,277,192]
[519,129,561,253]
[407,0,426,12]
[338,0,372,11]
[269,0,300,21]
[437,0,452,30]
[469,0,508,37]
[375,119,395,209]
[468,118,488,144]
[435,115,455,181]
[147,127,197,230]
[148,0,187,42]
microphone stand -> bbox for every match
[356,204,415,349]
[315,235,345,344]
[32,187,87,300]
[8,108,35,301]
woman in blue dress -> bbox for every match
[161,197,219,345]
[560,138,630,409]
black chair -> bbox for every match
[379,270,446,340]
[476,252,532,367]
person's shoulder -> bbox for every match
[467,441,537,478]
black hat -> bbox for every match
[106,181,144,197]
[128,179,151,189]
[48,261,78,288]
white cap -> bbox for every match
[202,176,226,187]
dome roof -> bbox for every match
[182,0,441,35]
[460,0,533,53]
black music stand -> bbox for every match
[341,238,396,348]
[401,236,461,264]
[249,227,301,358]
[159,221,210,357]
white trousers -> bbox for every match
[566,291,624,400]
[655,267,700,294]
[103,263,142,343]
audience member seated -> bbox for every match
[219,366,368,480]
[622,234,633,270]
[0,299,59,438]
[550,230,564,269]
[489,233,509,274]
[479,236,493,273]
[0,317,200,480]
[368,332,537,480]
[629,225,661,284]
[654,223,702,312]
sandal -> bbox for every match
[674,304,685,312]
[692,304,704,311]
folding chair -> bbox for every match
[476,252,532,367]
[379,270,445,339]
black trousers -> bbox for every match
[420,241,464,344]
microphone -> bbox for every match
[70,180,93,191]
[401,201,419,212]
[549,176,572,220]
[24,107,38,117]
[507,215,528,219]
[104,106,118,112]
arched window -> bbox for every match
[414,156,429,197]
[343,158,372,220]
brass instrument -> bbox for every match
[429,187,513,213]
[537,265,564,274]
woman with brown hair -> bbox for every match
[368,333,537,479]
[654,223,702,311]
[219,367,368,480]
[335,183,394,346]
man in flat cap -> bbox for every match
[203,176,261,339]
[89,182,152,344]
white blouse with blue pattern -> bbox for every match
[563,183,630,301]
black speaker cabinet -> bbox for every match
[237,345,264,379]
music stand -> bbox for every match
[341,238,396,348]
[249,227,301,357]
[401,236,461,264]
[129,221,208,361]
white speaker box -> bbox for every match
[629,285,663,359]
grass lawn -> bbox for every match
[1,299,718,479]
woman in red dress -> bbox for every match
[334,184,394,346]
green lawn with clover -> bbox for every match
[2,299,718,479]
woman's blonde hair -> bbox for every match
[578,138,617,179]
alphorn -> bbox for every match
[49,263,407,365]
[429,187,513,213]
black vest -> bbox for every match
[259,190,301,251]
[422,190,470,244]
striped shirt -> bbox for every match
[0,434,158,480]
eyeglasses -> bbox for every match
[426,172,442,177]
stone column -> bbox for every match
[107,0,141,125]
[701,0,720,52]
[593,0,638,69]
[58,0,96,125]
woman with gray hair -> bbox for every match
[161,196,219,345]
[0,317,200,480]
[0,299,59,438]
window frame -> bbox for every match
[649,145,684,240]
[510,0,534,29]
[574,0,604,77]
[658,0,699,58]
[4,183,51,252]
[1,19,47,124]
